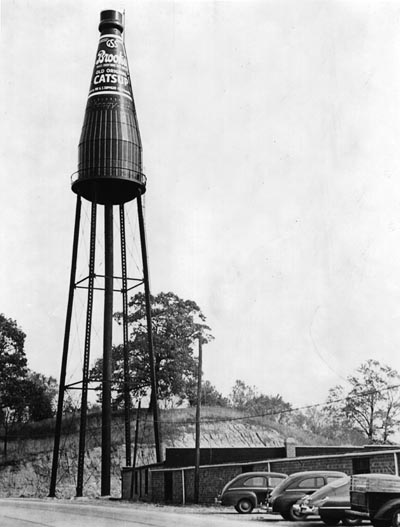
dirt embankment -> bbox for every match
[0,407,328,498]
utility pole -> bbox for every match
[194,337,203,503]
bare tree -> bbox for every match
[327,360,400,443]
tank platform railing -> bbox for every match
[71,167,147,186]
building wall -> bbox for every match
[370,453,396,475]
[268,455,354,475]
[295,447,368,457]
[142,452,396,504]
[164,447,285,467]
[151,470,164,502]
[163,446,377,467]
[125,449,400,505]
[121,468,133,500]
[185,464,244,504]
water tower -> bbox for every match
[49,10,161,498]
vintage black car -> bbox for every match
[216,471,287,513]
[268,470,347,520]
[348,473,400,527]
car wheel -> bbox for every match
[320,513,340,526]
[235,498,254,514]
[371,518,390,527]
[283,504,307,521]
[391,507,400,527]
[342,517,362,526]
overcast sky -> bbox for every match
[2,0,400,408]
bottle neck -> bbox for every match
[100,27,122,37]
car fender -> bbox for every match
[221,490,258,507]
[273,493,305,513]
[374,498,400,520]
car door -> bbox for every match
[242,475,269,505]
[300,476,326,494]
[287,476,326,501]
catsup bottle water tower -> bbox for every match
[49,10,161,498]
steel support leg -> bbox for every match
[76,202,97,497]
[120,204,132,467]
[137,195,162,462]
[101,204,113,496]
[49,196,82,497]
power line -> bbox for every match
[3,382,400,441]
[154,382,400,425]
[195,382,400,425]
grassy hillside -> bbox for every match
[0,406,352,498]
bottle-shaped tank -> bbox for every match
[72,10,145,205]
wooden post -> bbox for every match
[182,469,186,505]
[194,337,202,503]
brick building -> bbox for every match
[121,441,400,504]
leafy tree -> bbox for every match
[90,342,145,409]
[291,406,365,444]
[326,359,400,443]
[22,372,58,421]
[0,314,27,421]
[228,379,292,422]
[185,379,229,407]
[229,379,257,409]
[251,394,292,423]
[91,292,213,406]
[0,315,57,426]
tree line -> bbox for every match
[1,292,400,445]
[0,314,57,429]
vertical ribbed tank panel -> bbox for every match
[78,103,142,177]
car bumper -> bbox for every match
[345,510,369,519]
[292,503,318,515]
